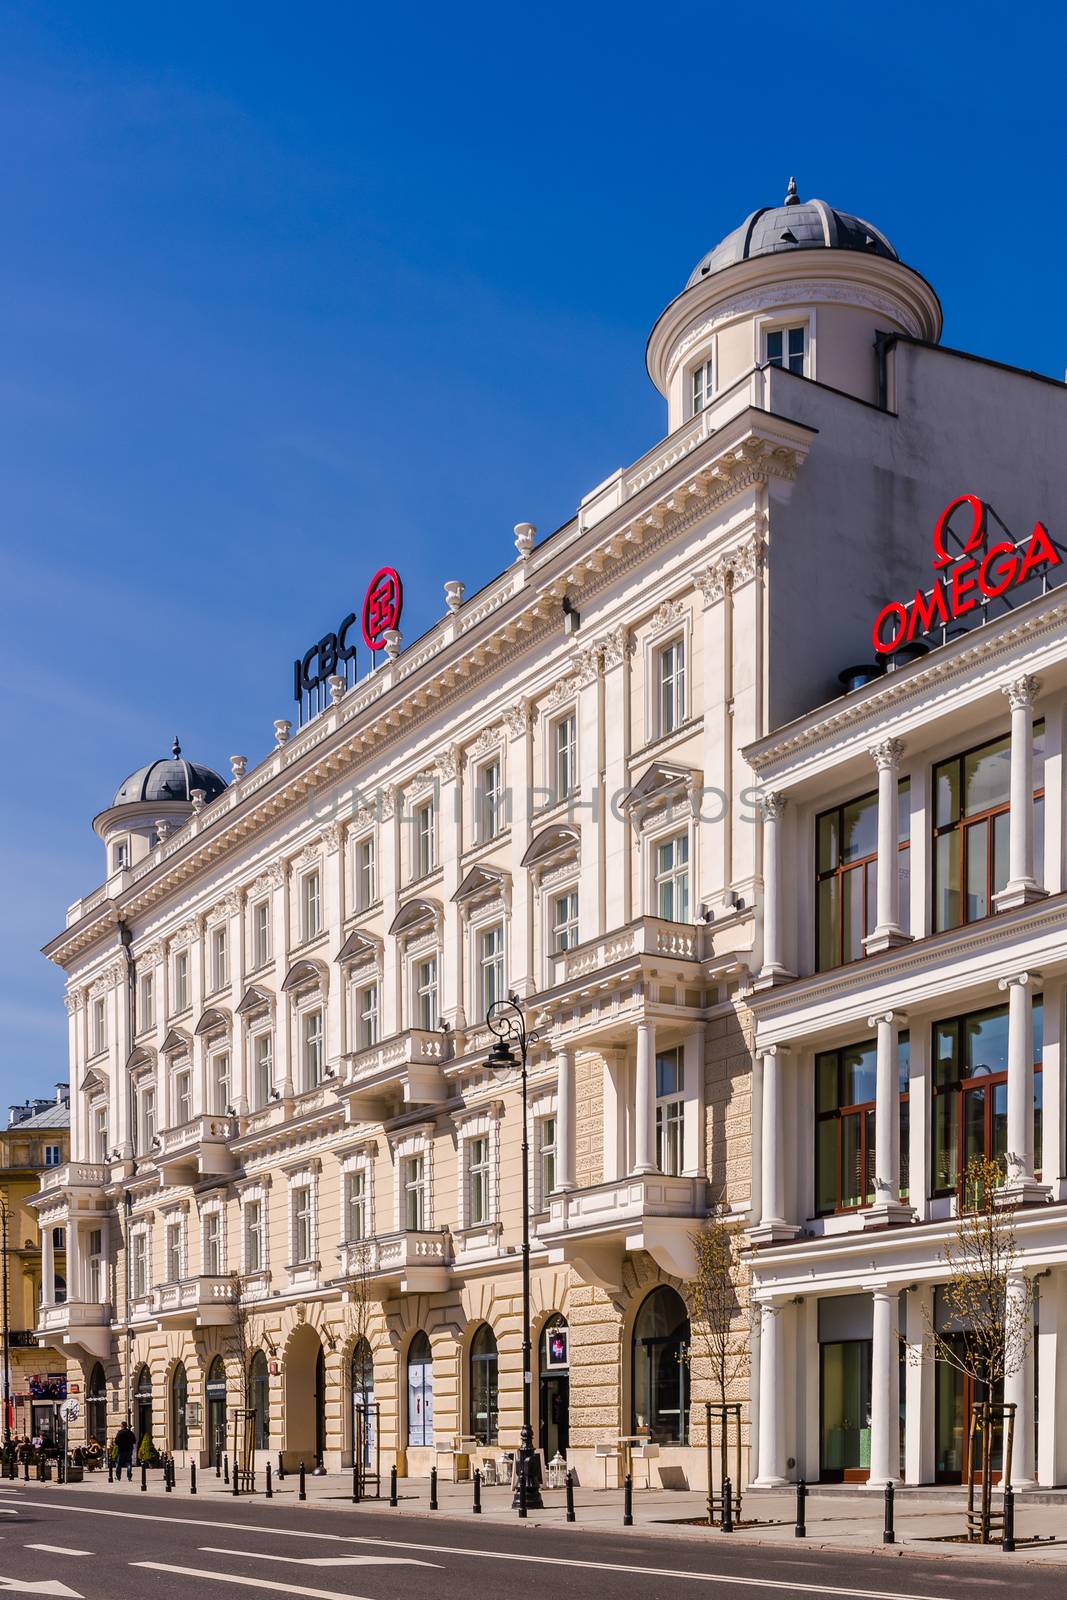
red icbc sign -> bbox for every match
[362,566,404,651]
[872,494,1061,654]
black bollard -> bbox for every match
[140,1462,147,1493]
[265,1463,273,1499]
[22,1457,28,1483]
[472,1467,482,1514]
[107,1456,114,1484]
[389,1464,398,1507]
[232,1456,239,1497]
[57,1453,65,1485]
[223,1454,229,1486]
[165,1459,172,1492]
[352,1463,360,1504]
[277,1452,285,1482]
[429,1466,438,1511]
[517,1462,527,1520]
[299,1460,306,1502]
[216,1451,221,1479]
[190,1461,197,1495]
[723,1477,734,1534]
[795,1477,807,1539]
[623,1472,633,1528]
[566,1468,576,1523]
[1002,1484,1015,1553]
[883,1480,895,1546]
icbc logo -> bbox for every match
[362,566,403,650]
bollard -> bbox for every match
[352,1464,360,1504]
[190,1461,197,1496]
[57,1453,65,1485]
[216,1451,221,1479]
[277,1451,285,1482]
[472,1468,481,1515]
[566,1469,576,1524]
[299,1460,307,1502]
[623,1472,633,1528]
[1002,1484,1015,1553]
[795,1477,807,1539]
[107,1456,114,1484]
[232,1455,240,1497]
[429,1466,438,1511]
[265,1463,273,1499]
[165,1459,172,1493]
[517,1463,527,1520]
[389,1464,398,1507]
[224,1454,229,1486]
[722,1477,734,1534]
[883,1480,895,1546]
[140,1463,147,1493]
[22,1457,28,1483]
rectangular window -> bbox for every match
[552,890,580,952]
[415,957,438,1031]
[173,1067,192,1126]
[211,1052,231,1116]
[932,1000,1043,1197]
[404,1154,426,1230]
[303,1009,324,1088]
[44,1144,61,1168]
[538,1115,556,1205]
[139,972,155,1031]
[87,1228,104,1303]
[815,1036,910,1214]
[477,759,503,842]
[173,950,189,1013]
[292,1185,313,1263]
[691,357,714,413]
[414,799,436,879]
[657,638,686,736]
[468,1135,491,1225]
[765,324,806,375]
[655,1047,685,1176]
[816,790,879,970]
[91,1105,108,1164]
[165,1220,182,1283]
[655,834,690,923]
[355,835,377,910]
[356,984,379,1051]
[132,1233,148,1298]
[479,925,505,1012]
[203,1211,222,1276]
[211,925,229,991]
[933,724,1044,932]
[138,1086,155,1155]
[253,1033,274,1108]
[301,871,322,941]
[113,839,130,871]
[553,714,577,800]
[245,1199,264,1274]
[252,899,272,969]
[346,1170,368,1242]
[92,998,107,1055]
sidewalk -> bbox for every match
[18,1466,1067,1566]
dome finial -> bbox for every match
[172,736,182,758]
[784,175,799,206]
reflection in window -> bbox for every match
[469,1323,499,1445]
[814,1035,909,1214]
[933,725,1043,931]
[632,1286,690,1444]
[932,999,1043,1196]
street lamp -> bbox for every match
[485,995,544,1511]
[1,1201,10,1452]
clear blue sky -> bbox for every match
[1,0,1064,1099]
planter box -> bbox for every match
[65,1466,84,1483]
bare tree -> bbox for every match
[224,1273,259,1480]
[687,1209,750,1521]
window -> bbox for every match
[210,925,229,991]
[469,1324,498,1445]
[292,1185,313,1263]
[165,1220,182,1283]
[172,1067,192,1126]
[815,1035,910,1214]
[171,1362,189,1453]
[655,834,690,923]
[91,998,107,1055]
[112,839,130,872]
[655,1048,685,1175]
[91,1105,108,1164]
[816,784,910,970]
[244,1199,264,1274]
[468,1136,491,1225]
[301,871,322,941]
[415,957,438,1031]
[765,324,806,375]
[132,1233,149,1299]
[691,357,714,414]
[538,1115,556,1205]
[632,1286,690,1444]
[356,984,379,1051]
[203,1210,222,1276]
[933,725,1044,931]
[44,1144,61,1168]
[403,1153,427,1230]
[86,1231,104,1304]
[210,1052,231,1116]
[479,925,505,1013]
[173,950,189,1013]
[477,759,503,842]
[355,835,377,910]
[552,714,577,800]
[139,972,155,1031]
[252,1033,274,1108]
[657,638,686,736]
[407,1331,433,1447]
[551,890,579,952]
[932,1000,1043,1196]
[414,799,436,879]
[346,1169,369,1242]
[303,1008,324,1087]
[252,899,272,969]
[87,1361,107,1441]
[137,1085,156,1155]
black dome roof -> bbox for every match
[686,178,898,288]
[113,738,227,808]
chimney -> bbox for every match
[55,1082,69,1106]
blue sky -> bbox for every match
[1,0,1064,1099]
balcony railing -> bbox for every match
[154,1275,235,1322]
[37,1161,109,1197]
[155,1117,236,1183]
[549,916,704,984]
[338,1228,452,1291]
[37,1300,112,1335]
[341,1029,448,1110]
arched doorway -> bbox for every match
[250,1351,270,1451]
[86,1363,107,1446]
[283,1324,325,1470]
[134,1366,153,1447]
[538,1314,569,1459]
[632,1286,691,1444]
[170,1362,189,1453]
[469,1324,498,1446]
[407,1332,433,1447]
[206,1356,227,1466]
[350,1340,374,1466]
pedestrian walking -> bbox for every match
[113,1421,136,1484]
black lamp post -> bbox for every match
[485,996,544,1511]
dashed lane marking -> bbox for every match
[134,1565,374,1600]
[200,1546,439,1568]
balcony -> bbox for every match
[36,1299,112,1360]
[337,1228,452,1294]
[539,1173,708,1292]
[36,1161,109,1200]
[155,1117,236,1186]
[339,1029,448,1120]
[153,1275,236,1329]
[549,916,706,986]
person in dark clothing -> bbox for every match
[113,1422,136,1483]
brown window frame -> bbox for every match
[931,999,1043,1200]
[815,784,910,972]
[932,723,1044,933]
[814,1036,909,1216]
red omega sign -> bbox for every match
[872,494,1061,654]
[362,566,404,650]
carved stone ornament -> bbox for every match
[648,595,686,636]
[869,737,905,772]
[321,822,344,854]
[435,744,462,782]
[207,890,243,925]
[251,860,286,898]
[88,959,125,999]
[1004,674,1040,711]
[406,770,439,803]
[136,942,164,970]
[599,624,631,669]
[292,842,321,873]
[64,989,84,1017]
[503,699,532,739]
[758,790,787,823]
[467,724,502,761]
[380,785,397,821]
[170,920,199,952]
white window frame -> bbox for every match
[475,756,504,844]
[86,1226,104,1303]
[755,309,815,378]
[341,1155,373,1244]
[131,1227,150,1299]
[243,1195,265,1276]
[354,981,379,1051]
[171,1061,193,1127]
[139,971,155,1032]
[300,868,323,943]
[654,1045,685,1176]
[136,1082,156,1156]
[467,1135,491,1226]
[412,952,439,1032]
[301,1005,325,1089]
[172,949,190,1014]
[656,634,687,739]
[412,796,437,881]
[251,1029,274,1109]
[209,1049,231,1116]
[91,1103,108,1164]
[402,1153,428,1230]
[653,829,691,924]
[690,355,714,414]
[201,1201,224,1277]
[112,837,130,872]
[353,832,377,911]
[550,887,580,953]
[210,923,229,992]
[91,997,107,1056]
[550,711,578,803]
[164,1216,184,1284]
[291,1182,314,1265]
[44,1143,62,1168]
[453,1108,501,1233]
[477,922,506,1015]
[251,898,272,971]
[536,1113,556,1208]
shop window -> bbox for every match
[86,1362,107,1447]
[932,999,1043,1196]
[407,1331,433,1447]
[933,725,1044,931]
[814,1035,909,1214]
[171,1362,188,1452]
[632,1286,690,1444]
[250,1350,270,1449]
[469,1324,499,1445]
[351,1338,375,1466]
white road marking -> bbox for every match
[13,1500,952,1600]
[200,1545,439,1568]
[134,1565,373,1600]
[23,1548,92,1558]
[0,1580,83,1597]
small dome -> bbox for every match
[113,738,227,808]
[686,177,898,288]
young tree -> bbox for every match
[343,1246,375,1488]
[687,1209,750,1521]
[224,1273,258,1480]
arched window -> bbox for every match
[351,1339,375,1465]
[206,1355,227,1466]
[469,1324,498,1446]
[538,1314,569,1460]
[86,1363,107,1447]
[134,1365,153,1446]
[632,1286,690,1444]
[249,1351,269,1450]
[170,1362,188,1452]
[407,1332,433,1447]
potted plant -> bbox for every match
[137,1432,159,1468]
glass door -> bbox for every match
[820,1340,872,1481]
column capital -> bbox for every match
[866,1009,907,1030]
[760,1041,791,1059]
[998,970,1043,993]
[758,789,787,823]
[869,736,905,772]
[1004,674,1041,711]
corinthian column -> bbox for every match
[994,675,1046,911]
[997,971,1046,1203]
[757,793,795,985]
[864,738,911,953]
[863,1010,913,1228]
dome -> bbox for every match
[686,177,898,288]
[113,738,227,808]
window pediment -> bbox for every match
[336,929,381,966]
[80,1066,109,1096]
[521,824,580,874]
[388,897,441,939]
[124,1045,156,1074]
[195,1005,232,1038]
[281,957,330,996]
[236,983,275,1018]
[622,760,701,821]
[452,865,511,908]
[160,1027,193,1056]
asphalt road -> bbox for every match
[0,1481,1038,1600]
